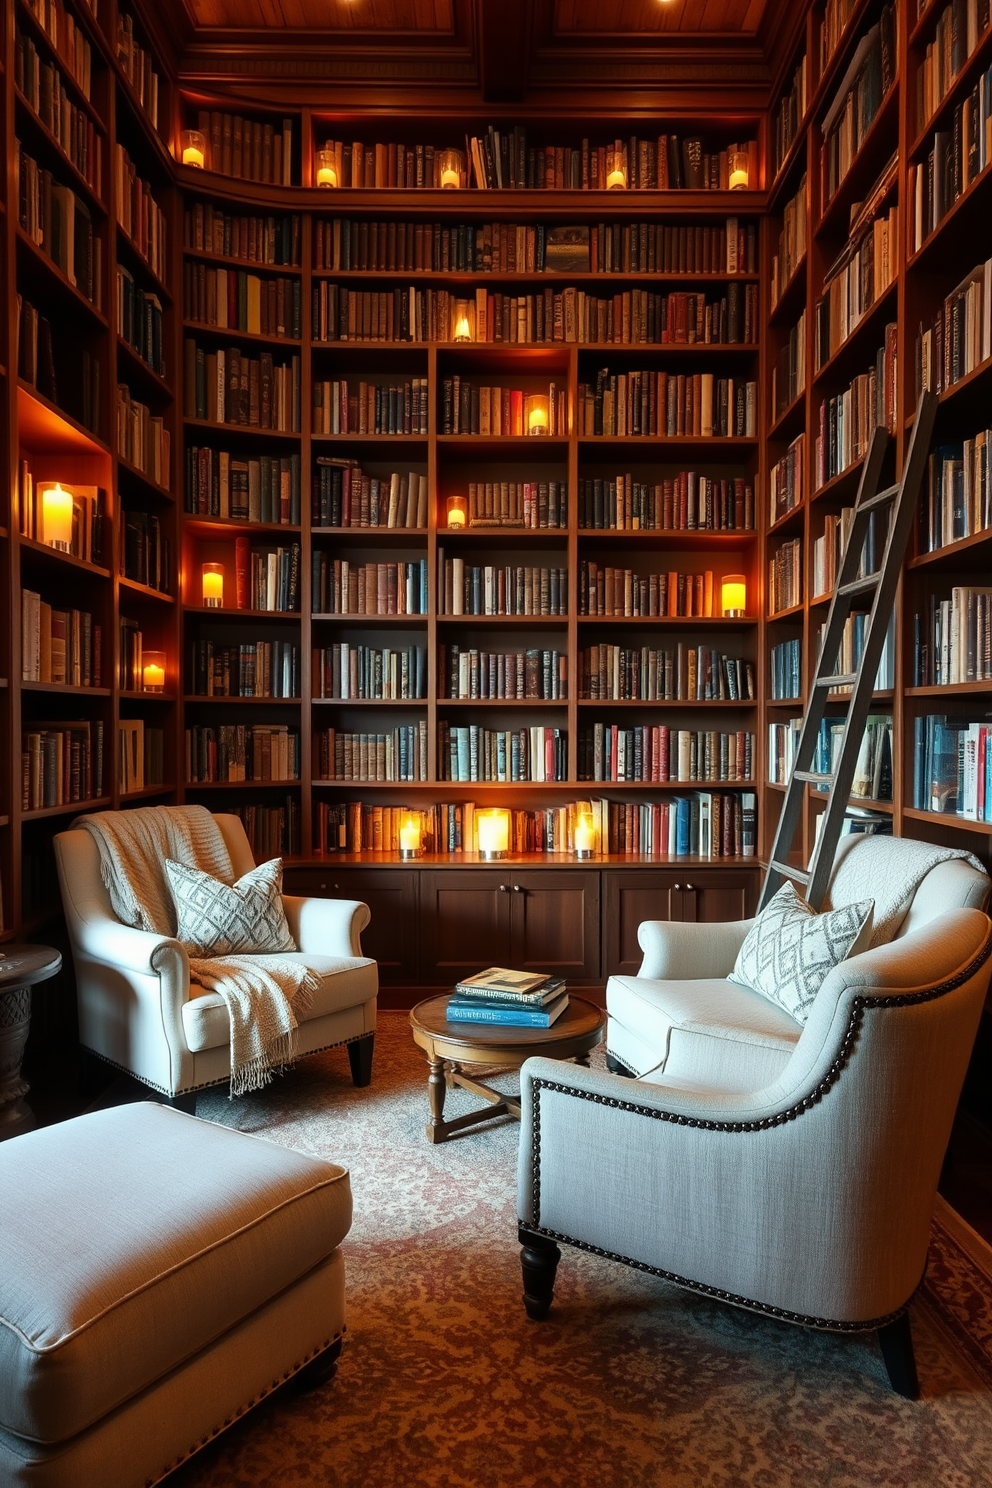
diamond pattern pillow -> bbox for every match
[731,881,874,1024]
[164,857,296,958]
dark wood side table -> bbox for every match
[0,946,62,1141]
[409,992,605,1144]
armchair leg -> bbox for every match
[878,1313,920,1399]
[519,1228,561,1320]
[347,1033,374,1088]
[162,1091,198,1116]
[606,1054,635,1077]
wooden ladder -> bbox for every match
[759,391,938,913]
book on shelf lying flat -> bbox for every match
[445,994,570,1028]
[453,972,565,1006]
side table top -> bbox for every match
[0,946,62,988]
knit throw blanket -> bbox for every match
[826,835,987,947]
[74,806,318,1096]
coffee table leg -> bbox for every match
[427,1057,447,1141]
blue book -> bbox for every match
[445,994,569,1028]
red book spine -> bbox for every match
[235,537,250,610]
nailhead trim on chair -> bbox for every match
[524,934,992,1332]
[85,1033,371,1098]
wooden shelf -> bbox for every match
[182,245,302,275]
[17,382,110,456]
[183,320,303,349]
[183,417,300,442]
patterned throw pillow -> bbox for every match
[164,857,296,957]
[731,881,874,1024]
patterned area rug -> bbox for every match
[169,1013,992,1488]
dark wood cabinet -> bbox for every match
[603,869,758,977]
[284,867,419,985]
[677,872,756,925]
[419,871,511,983]
[504,871,600,981]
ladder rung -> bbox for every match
[815,673,858,689]
[837,574,879,598]
[859,483,899,512]
[794,770,832,785]
[770,861,810,885]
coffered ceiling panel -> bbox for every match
[186,0,454,30]
[553,0,771,37]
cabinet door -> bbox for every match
[419,871,511,985]
[602,873,682,978]
[508,871,601,981]
[677,871,758,925]
[282,868,419,985]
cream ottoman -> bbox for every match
[0,1102,352,1487]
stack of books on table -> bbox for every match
[446,968,568,1027]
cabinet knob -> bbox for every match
[512,883,523,893]
[684,883,695,893]
[499,883,509,892]
[319,883,326,892]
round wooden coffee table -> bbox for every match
[409,993,605,1144]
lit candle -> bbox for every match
[721,574,747,616]
[446,495,467,529]
[454,313,472,342]
[729,148,749,191]
[574,814,597,858]
[142,652,166,692]
[477,808,509,859]
[607,167,626,189]
[202,562,224,607]
[606,143,626,190]
[441,167,460,188]
[437,148,464,189]
[399,816,422,858]
[525,396,549,435]
[41,482,74,551]
[316,148,338,188]
[181,130,206,169]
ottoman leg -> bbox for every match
[347,1033,374,1088]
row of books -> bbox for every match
[769,539,802,614]
[184,265,302,340]
[118,720,164,794]
[315,644,428,701]
[312,556,429,617]
[771,434,806,522]
[185,725,301,783]
[913,589,992,685]
[913,714,992,819]
[917,431,992,553]
[184,342,302,432]
[312,463,428,529]
[189,641,300,699]
[578,646,755,703]
[578,474,754,533]
[456,480,566,531]
[821,0,859,73]
[599,792,756,859]
[117,267,165,376]
[813,325,898,489]
[440,380,567,438]
[312,378,428,436]
[16,142,101,307]
[820,8,897,207]
[773,310,806,419]
[24,0,93,98]
[116,9,160,130]
[818,612,896,692]
[15,26,102,195]
[22,595,102,686]
[768,715,892,801]
[915,0,991,133]
[23,722,104,810]
[811,506,887,598]
[121,510,171,594]
[770,177,808,310]
[185,448,302,525]
[313,218,756,276]
[183,206,301,267]
[770,638,802,700]
[316,725,428,783]
[439,646,566,701]
[193,110,295,186]
[814,202,898,368]
[578,726,754,785]
[438,725,567,783]
[18,461,108,566]
[908,62,992,252]
[916,255,992,398]
[116,386,169,488]
[119,618,152,693]
[577,371,758,439]
[773,55,808,177]
[17,300,56,406]
[439,560,567,617]
[115,145,167,281]
[235,800,301,860]
[239,542,301,614]
[578,565,720,619]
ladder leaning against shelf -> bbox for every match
[760,391,939,913]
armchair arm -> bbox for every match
[282,896,371,957]
[72,918,190,982]
[636,917,754,980]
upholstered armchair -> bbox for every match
[55,813,377,1104]
[517,842,992,1396]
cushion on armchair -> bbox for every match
[730,881,874,1023]
[165,856,296,957]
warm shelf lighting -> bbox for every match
[477,808,510,860]
[722,574,747,616]
[524,394,549,436]
[40,482,74,551]
[202,562,225,607]
[399,814,423,859]
[729,148,750,190]
[142,651,166,693]
[437,147,465,189]
[181,130,206,169]
[606,143,627,190]
[316,147,338,188]
[574,812,598,859]
[453,300,473,342]
[446,495,468,529]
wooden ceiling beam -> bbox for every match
[476,0,530,101]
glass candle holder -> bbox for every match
[574,814,598,859]
[202,562,225,607]
[181,130,207,169]
[40,482,74,551]
[399,814,422,859]
[316,147,338,188]
[605,143,627,190]
[721,574,747,616]
[142,651,166,692]
[729,148,750,190]
[437,147,465,189]
[446,495,468,529]
[524,394,549,436]
[476,808,510,860]
[453,300,472,342]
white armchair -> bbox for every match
[55,813,377,1104]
